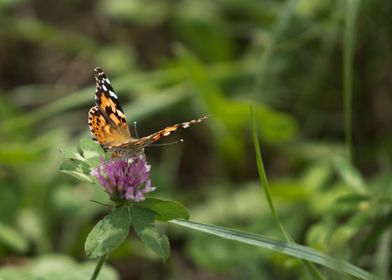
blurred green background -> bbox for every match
[0,0,391,279]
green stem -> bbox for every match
[343,0,361,161]
[90,255,107,280]
[253,0,299,98]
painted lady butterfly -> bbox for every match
[88,67,208,158]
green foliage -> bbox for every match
[138,198,189,221]
[0,254,118,280]
[60,140,190,262]
[59,139,104,183]
[130,205,170,261]
[0,222,29,253]
[99,0,168,27]
[171,219,376,280]
[83,198,189,261]
[85,206,130,258]
[0,0,391,279]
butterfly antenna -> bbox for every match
[133,121,139,139]
[148,139,184,147]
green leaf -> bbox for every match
[0,222,29,253]
[138,198,189,221]
[59,159,93,183]
[170,219,376,280]
[333,156,368,194]
[0,254,118,280]
[130,204,170,260]
[60,146,85,161]
[374,227,392,279]
[79,138,104,160]
[85,206,130,258]
[60,139,104,182]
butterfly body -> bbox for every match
[88,67,207,158]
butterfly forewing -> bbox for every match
[133,116,209,146]
[88,67,131,148]
[94,67,130,136]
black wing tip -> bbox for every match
[94,66,107,83]
[94,66,103,74]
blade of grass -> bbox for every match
[251,105,325,279]
[374,228,391,279]
[251,106,288,239]
[343,0,361,161]
[170,219,376,280]
[253,0,299,97]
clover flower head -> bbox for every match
[90,155,155,202]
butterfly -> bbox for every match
[88,67,208,158]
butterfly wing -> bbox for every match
[88,67,208,158]
[131,116,208,147]
[88,67,131,149]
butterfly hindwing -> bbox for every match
[87,105,128,148]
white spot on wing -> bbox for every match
[116,109,125,118]
[109,90,118,99]
[102,85,107,91]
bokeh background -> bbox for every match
[1,0,391,279]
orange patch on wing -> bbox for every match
[110,113,121,125]
[166,127,177,132]
[103,124,110,133]
[152,134,163,141]
[100,95,110,107]
[108,98,117,112]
